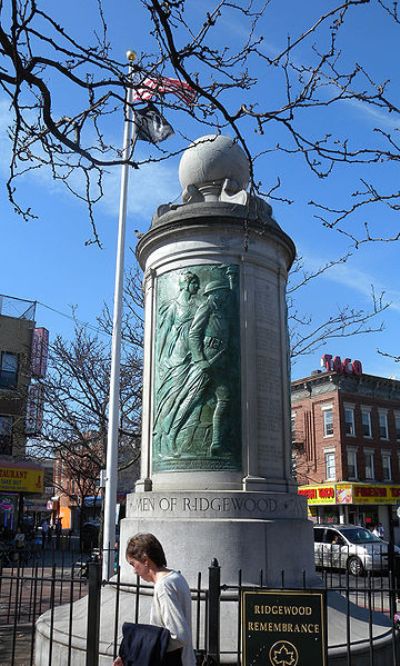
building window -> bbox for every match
[361,408,372,438]
[378,410,388,440]
[347,448,358,480]
[0,352,18,389]
[324,451,336,480]
[0,415,13,454]
[395,412,400,441]
[344,406,355,436]
[323,408,334,437]
[382,451,392,481]
[291,412,296,439]
[364,449,375,480]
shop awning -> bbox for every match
[24,498,51,512]
[83,495,103,507]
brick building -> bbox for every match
[291,355,400,539]
[51,434,139,532]
[0,295,48,529]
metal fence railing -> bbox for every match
[1,550,400,665]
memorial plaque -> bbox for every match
[242,589,327,666]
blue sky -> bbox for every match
[1,0,399,381]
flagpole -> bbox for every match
[102,51,137,580]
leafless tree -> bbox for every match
[378,349,400,364]
[98,266,144,349]
[30,322,141,517]
[1,0,400,246]
[52,438,103,531]
[288,254,389,362]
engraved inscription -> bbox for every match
[127,493,306,520]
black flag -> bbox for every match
[133,105,174,143]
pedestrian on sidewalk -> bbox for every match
[113,533,195,666]
[41,519,49,548]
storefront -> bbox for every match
[0,493,18,530]
[298,482,400,541]
[0,459,44,529]
[23,497,52,526]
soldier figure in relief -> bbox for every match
[187,279,234,456]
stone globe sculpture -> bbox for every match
[178,134,250,203]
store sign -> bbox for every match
[0,464,44,493]
[298,486,336,506]
[335,484,352,504]
[299,483,400,506]
[0,494,18,511]
[352,484,400,505]
[242,589,327,666]
[25,384,44,435]
[321,354,362,376]
[31,327,49,378]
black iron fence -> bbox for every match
[1,547,400,665]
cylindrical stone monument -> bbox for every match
[120,135,316,587]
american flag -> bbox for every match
[131,75,197,106]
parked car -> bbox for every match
[313,524,400,576]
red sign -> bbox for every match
[298,486,335,500]
[298,485,336,505]
[31,328,49,378]
[321,354,362,376]
[299,488,318,500]
[353,485,387,498]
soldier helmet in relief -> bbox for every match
[203,279,230,295]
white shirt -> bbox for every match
[150,570,196,666]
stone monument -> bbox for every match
[120,134,316,591]
[35,135,394,665]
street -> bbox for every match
[318,568,398,615]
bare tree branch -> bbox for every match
[2,0,399,247]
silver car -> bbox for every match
[313,524,400,576]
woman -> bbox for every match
[153,270,201,458]
[113,533,195,666]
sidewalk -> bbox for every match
[0,626,33,666]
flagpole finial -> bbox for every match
[126,50,137,62]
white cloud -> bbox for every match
[343,98,400,131]
[99,159,180,225]
[0,99,181,225]
[217,8,399,132]
[299,251,400,313]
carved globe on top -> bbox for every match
[179,135,250,202]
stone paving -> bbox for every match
[0,626,33,666]
[0,543,89,666]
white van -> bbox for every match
[313,524,400,576]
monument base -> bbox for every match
[35,586,395,665]
[34,491,397,664]
[120,490,317,588]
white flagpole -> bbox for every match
[102,51,137,580]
